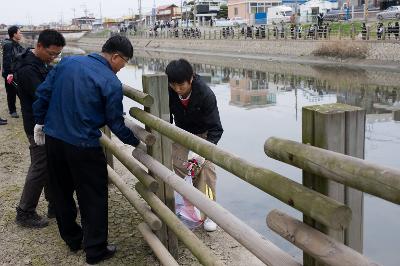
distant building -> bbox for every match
[72,16,96,29]
[227,0,282,25]
[102,17,123,29]
[156,4,181,22]
[195,0,227,24]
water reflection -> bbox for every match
[130,56,400,116]
[117,56,400,266]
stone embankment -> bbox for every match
[76,36,400,66]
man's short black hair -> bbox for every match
[38,29,66,48]
[101,35,133,59]
[165,59,194,84]
[8,26,19,38]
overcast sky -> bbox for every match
[0,0,182,25]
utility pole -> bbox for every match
[99,2,102,20]
[71,8,76,26]
[152,0,156,27]
[364,0,369,22]
[138,0,142,29]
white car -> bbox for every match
[377,6,400,20]
[215,18,234,27]
[231,17,247,26]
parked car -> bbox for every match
[267,6,293,24]
[376,6,400,20]
[323,9,352,22]
[215,18,234,27]
[231,17,247,26]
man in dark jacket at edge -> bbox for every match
[166,58,223,232]
[15,29,65,228]
[2,25,24,119]
[33,35,140,265]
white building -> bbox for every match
[299,0,338,23]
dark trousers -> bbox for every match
[4,79,18,114]
[45,135,109,259]
[18,135,53,212]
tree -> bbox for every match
[217,4,228,19]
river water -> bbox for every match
[105,52,400,265]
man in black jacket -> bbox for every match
[2,25,24,118]
[14,29,65,228]
[166,59,223,232]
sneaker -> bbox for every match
[86,245,117,265]
[0,118,7,125]
[203,217,217,232]
[16,207,49,228]
[10,112,19,118]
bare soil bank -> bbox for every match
[0,80,265,265]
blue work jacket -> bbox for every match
[33,53,139,147]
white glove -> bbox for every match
[187,151,205,167]
[34,124,45,146]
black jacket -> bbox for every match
[15,49,52,136]
[169,75,223,145]
[2,38,24,78]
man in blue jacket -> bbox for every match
[33,35,140,265]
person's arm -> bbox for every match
[32,67,57,125]
[2,42,13,77]
[202,93,223,145]
[103,80,140,146]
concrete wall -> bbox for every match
[77,36,400,63]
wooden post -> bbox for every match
[302,103,365,266]
[142,74,178,258]
[339,23,342,40]
[393,110,400,121]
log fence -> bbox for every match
[99,74,398,265]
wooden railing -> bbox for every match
[100,74,397,265]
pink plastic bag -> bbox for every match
[175,175,203,230]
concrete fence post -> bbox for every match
[302,103,365,266]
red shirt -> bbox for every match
[179,93,191,108]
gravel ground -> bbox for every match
[0,80,265,266]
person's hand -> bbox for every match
[6,74,13,84]
[34,124,45,145]
[187,151,205,167]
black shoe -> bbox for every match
[16,207,49,228]
[10,112,19,118]
[47,203,56,219]
[68,243,83,253]
[0,119,6,125]
[86,245,117,265]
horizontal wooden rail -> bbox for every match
[130,107,351,230]
[124,118,156,146]
[264,137,400,205]
[122,84,154,107]
[107,166,162,231]
[135,182,224,266]
[100,134,158,192]
[132,148,301,266]
[138,223,179,266]
[266,210,380,266]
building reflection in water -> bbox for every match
[130,56,400,118]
